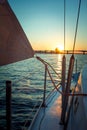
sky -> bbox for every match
[8,0,87,51]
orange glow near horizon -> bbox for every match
[31,38,87,51]
[32,42,87,51]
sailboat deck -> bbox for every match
[28,90,63,130]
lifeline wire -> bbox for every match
[36,56,61,78]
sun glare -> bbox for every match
[57,44,64,51]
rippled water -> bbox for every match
[0,54,87,130]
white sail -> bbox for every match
[0,0,34,66]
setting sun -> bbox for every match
[57,44,64,51]
[55,44,64,53]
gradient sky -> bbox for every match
[8,0,87,51]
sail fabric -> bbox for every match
[0,0,34,66]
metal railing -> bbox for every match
[5,56,87,130]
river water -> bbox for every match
[0,53,87,130]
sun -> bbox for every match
[55,44,64,53]
[57,44,64,51]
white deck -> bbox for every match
[28,90,63,130]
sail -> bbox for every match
[0,0,34,66]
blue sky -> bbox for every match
[8,0,87,51]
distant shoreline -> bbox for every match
[35,50,87,55]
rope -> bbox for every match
[36,56,61,78]
[36,56,87,97]
[64,0,66,53]
[73,0,81,54]
[47,67,62,94]
[47,66,87,96]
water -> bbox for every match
[0,54,87,130]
